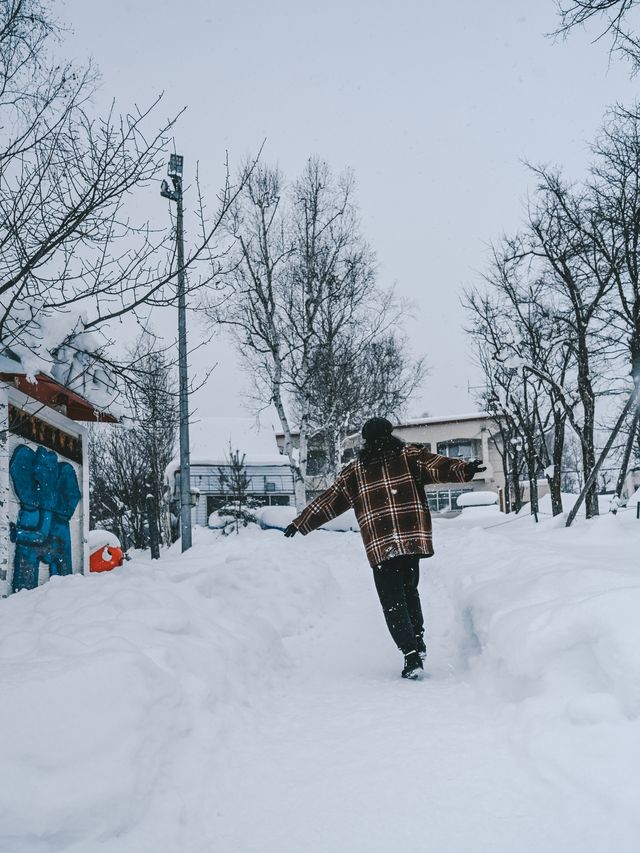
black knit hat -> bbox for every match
[361,417,393,441]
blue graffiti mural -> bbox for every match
[9,444,81,592]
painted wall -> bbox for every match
[0,385,88,596]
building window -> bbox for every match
[426,487,473,512]
[206,493,290,516]
[436,439,478,461]
[269,495,290,506]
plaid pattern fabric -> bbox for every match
[293,445,473,567]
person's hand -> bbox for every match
[466,459,486,477]
[283,523,298,538]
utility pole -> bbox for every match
[161,153,192,551]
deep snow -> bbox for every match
[1,510,640,852]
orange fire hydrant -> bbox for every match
[89,545,124,573]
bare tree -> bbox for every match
[207,162,300,495]
[88,337,177,549]
[209,158,403,510]
[281,158,380,505]
[524,170,614,517]
[126,338,178,546]
[0,0,247,398]
[88,427,149,549]
[555,0,640,71]
[465,251,573,517]
[478,344,525,514]
[302,332,426,479]
[589,107,640,368]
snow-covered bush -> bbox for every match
[207,511,234,530]
[208,503,260,535]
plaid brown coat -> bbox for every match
[292,444,474,567]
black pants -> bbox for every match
[372,555,424,655]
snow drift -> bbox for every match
[2,509,640,851]
[0,527,337,852]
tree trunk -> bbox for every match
[271,376,306,511]
[525,439,539,518]
[146,494,161,560]
[296,407,310,511]
[581,425,599,518]
[510,448,522,513]
[494,425,511,512]
[332,423,344,476]
[577,347,599,518]
[549,414,565,516]
[502,451,511,513]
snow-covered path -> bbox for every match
[212,525,634,853]
[2,512,640,852]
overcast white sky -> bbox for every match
[60,0,636,421]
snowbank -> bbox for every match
[456,490,498,507]
[4,507,640,850]
[443,504,502,529]
[520,491,613,517]
[0,527,337,851]
[438,513,640,818]
[256,505,297,530]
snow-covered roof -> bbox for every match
[277,412,497,440]
[0,305,121,419]
[0,349,118,421]
[400,412,494,427]
[166,416,288,480]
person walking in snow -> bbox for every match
[284,417,485,679]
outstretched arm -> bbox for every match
[285,473,352,537]
[416,449,484,486]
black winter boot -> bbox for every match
[401,651,424,680]
[415,635,426,660]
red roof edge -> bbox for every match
[0,372,117,423]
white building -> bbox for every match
[167,417,294,526]
[379,413,505,511]
[277,412,507,511]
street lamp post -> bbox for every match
[161,153,192,551]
